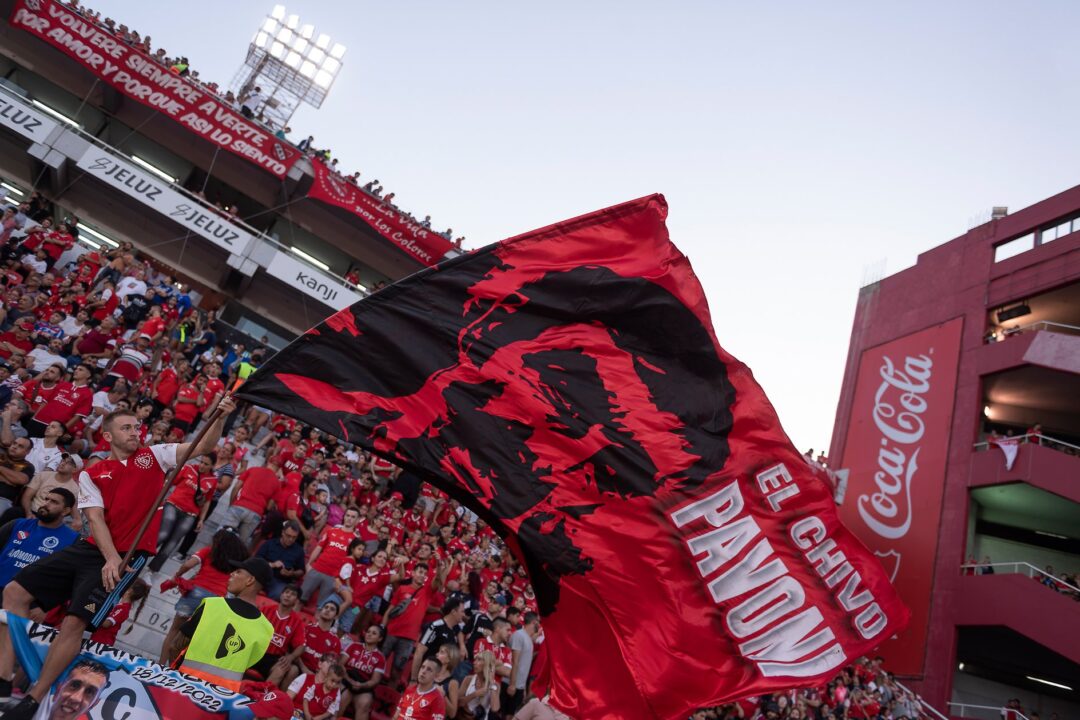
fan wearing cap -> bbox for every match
[170,557,275,692]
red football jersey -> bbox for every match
[263,607,305,658]
[343,643,387,682]
[396,685,446,720]
[300,623,341,671]
[310,526,358,576]
[289,674,341,717]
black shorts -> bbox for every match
[12,539,148,629]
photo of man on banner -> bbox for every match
[31,657,107,720]
[1,612,258,720]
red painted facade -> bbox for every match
[829,184,1080,707]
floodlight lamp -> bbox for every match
[300,24,314,39]
[262,18,278,34]
[314,69,333,88]
[286,14,299,29]
[299,60,317,78]
[276,27,293,45]
[330,43,346,59]
[322,57,340,75]
[284,51,301,68]
[270,41,285,59]
[309,47,325,65]
[292,38,309,54]
[315,33,330,49]
[254,32,269,48]
[271,5,285,20]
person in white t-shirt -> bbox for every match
[86,380,127,437]
[58,309,89,339]
[115,270,147,301]
[26,339,67,374]
[19,251,46,275]
[26,422,65,474]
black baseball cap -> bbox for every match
[229,558,273,589]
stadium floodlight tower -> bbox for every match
[229,5,346,129]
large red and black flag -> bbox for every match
[237,195,908,720]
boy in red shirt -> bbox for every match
[287,662,344,720]
[392,657,446,720]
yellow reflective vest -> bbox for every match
[179,597,273,691]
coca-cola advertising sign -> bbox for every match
[838,317,963,675]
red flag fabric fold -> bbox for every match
[237,195,908,720]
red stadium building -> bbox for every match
[830,188,1080,719]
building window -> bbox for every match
[993,233,1034,262]
[1040,219,1074,245]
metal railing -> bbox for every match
[960,561,1080,594]
[973,433,1080,455]
[948,703,1030,720]
[895,680,949,720]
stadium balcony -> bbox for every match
[953,475,1080,717]
[970,437,1080,505]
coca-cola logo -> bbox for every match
[856,352,932,540]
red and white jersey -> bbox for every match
[263,607,305,657]
[109,344,151,382]
[350,564,393,607]
[343,643,387,682]
[472,636,512,674]
[396,685,446,720]
[310,525,358,576]
[300,623,341,671]
[287,673,341,717]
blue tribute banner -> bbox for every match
[3,612,256,719]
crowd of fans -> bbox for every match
[0,189,948,719]
[61,0,466,259]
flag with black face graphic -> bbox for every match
[237,195,908,720]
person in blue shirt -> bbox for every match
[0,488,78,590]
[254,521,306,599]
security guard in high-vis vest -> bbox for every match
[174,557,274,691]
[234,349,263,383]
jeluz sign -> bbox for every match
[837,317,963,675]
[76,148,256,254]
[10,0,301,178]
[0,90,58,143]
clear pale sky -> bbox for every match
[95,0,1080,455]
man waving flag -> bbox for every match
[237,195,908,720]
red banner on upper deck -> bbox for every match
[10,0,302,178]
[307,159,453,267]
[838,318,963,675]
